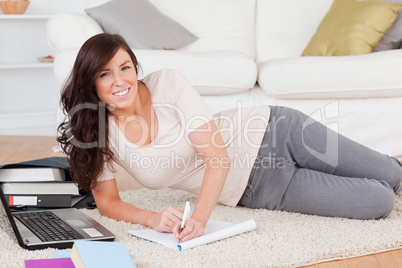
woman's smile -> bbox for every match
[113,87,130,97]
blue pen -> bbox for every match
[178,201,190,244]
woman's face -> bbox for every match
[95,48,138,115]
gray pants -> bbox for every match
[238,106,402,219]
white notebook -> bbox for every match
[128,219,256,251]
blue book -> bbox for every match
[52,250,72,259]
[53,249,135,261]
[71,240,136,268]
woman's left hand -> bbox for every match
[150,207,184,233]
[173,217,205,242]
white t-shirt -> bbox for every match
[98,69,270,206]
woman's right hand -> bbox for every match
[150,207,184,233]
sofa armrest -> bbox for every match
[53,49,79,85]
[47,13,104,53]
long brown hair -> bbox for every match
[57,33,139,190]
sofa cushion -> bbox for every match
[302,0,402,56]
[133,50,257,95]
[258,49,402,98]
[373,0,402,52]
[85,0,197,49]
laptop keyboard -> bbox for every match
[13,211,84,242]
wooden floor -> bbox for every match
[1,135,402,268]
[302,250,402,268]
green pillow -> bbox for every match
[302,0,402,56]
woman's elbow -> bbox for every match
[208,154,231,171]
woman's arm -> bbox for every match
[92,178,184,232]
[173,120,231,242]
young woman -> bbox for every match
[58,33,402,242]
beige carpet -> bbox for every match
[1,188,402,268]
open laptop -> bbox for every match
[0,186,115,250]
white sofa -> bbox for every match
[47,0,402,160]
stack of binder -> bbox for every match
[0,157,83,208]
